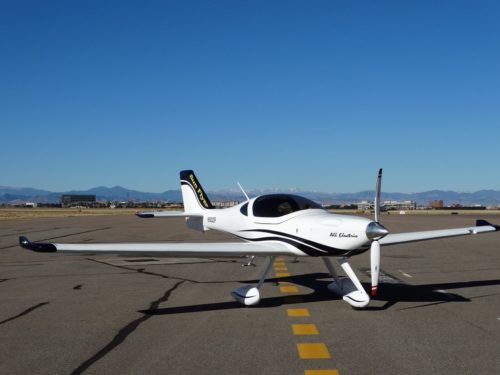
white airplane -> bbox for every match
[20,170,499,309]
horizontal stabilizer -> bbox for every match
[135,211,203,218]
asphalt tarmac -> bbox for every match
[1,213,499,374]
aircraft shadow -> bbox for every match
[140,272,500,316]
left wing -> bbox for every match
[380,219,499,246]
[18,236,299,257]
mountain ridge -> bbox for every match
[1,186,500,206]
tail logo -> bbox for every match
[189,173,211,209]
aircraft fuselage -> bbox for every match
[201,197,374,257]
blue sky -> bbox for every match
[1,1,499,193]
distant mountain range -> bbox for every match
[2,185,500,206]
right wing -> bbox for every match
[379,219,499,246]
[19,236,300,257]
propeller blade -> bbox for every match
[370,240,380,297]
[370,169,383,297]
[374,168,382,222]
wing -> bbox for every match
[380,219,499,246]
[18,236,298,257]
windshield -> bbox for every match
[252,194,322,218]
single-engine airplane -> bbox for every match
[20,170,499,308]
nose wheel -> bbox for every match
[323,257,370,309]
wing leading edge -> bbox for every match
[380,219,499,246]
[18,236,300,257]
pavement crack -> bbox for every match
[0,227,61,238]
[71,280,186,375]
[0,302,49,325]
[38,227,112,242]
[86,257,232,284]
[86,258,172,279]
[73,284,83,290]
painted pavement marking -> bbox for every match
[280,285,299,293]
[287,308,310,317]
[279,259,340,374]
[297,343,331,359]
[398,270,413,278]
[292,324,319,335]
[276,272,291,278]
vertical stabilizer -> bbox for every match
[180,170,214,213]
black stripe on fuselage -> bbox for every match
[241,236,329,257]
[238,229,353,257]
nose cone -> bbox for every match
[366,222,389,240]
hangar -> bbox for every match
[60,194,96,207]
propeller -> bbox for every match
[366,169,389,297]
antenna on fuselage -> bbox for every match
[237,182,250,202]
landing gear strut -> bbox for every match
[231,256,275,306]
[242,255,256,267]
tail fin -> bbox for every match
[180,170,214,213]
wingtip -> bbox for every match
[476,220,500,231]
[19,236,57,252]
[19,236,30,249]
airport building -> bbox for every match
[357,200,417,211]
[430,200,444,208]
[60,194,97,207]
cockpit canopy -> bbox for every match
[252,194,322,218]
